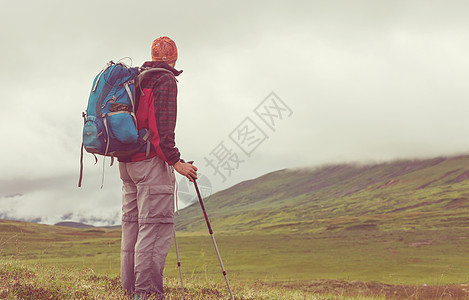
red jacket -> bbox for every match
[120,61,182,165]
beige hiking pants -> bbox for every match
[119,156,175,298]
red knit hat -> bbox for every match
[151,36,178,63]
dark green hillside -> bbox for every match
[175,155,469,233]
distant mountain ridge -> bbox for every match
[53,222,121,230]
[175,155,469,233]
[55,221,94,229]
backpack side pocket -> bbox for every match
[83,116,105,154]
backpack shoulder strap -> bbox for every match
[135,68,176,97]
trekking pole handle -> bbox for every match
[180,159,196,180]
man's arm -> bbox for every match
[154,75,197,181]
[154,74,181,165]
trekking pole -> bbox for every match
[173,227,186,299]
[185,160,234,300]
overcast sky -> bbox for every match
[1,0,468,225]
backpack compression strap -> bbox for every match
[78,143,84,187]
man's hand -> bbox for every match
[174,161,198,182]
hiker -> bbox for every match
[118,36,198,299]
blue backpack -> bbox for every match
[78,61,174,187]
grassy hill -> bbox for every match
[175,155,469,233]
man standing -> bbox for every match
[119,36,198,299]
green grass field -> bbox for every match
[2,156,469,298]
[1,219,468,299]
